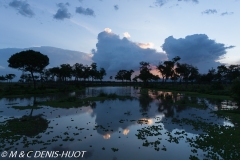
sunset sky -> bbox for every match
[0,0,239,73]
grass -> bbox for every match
[12,105,42,110]
[215,109,240,127]
[142,83,233,100]
[0,115,49,138]
[0,83,85,98]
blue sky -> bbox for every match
[0,0,240,73]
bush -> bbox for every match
[231,78,240,102]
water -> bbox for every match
[0,86,238,160]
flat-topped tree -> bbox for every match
[8,50,49,89]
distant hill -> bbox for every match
[0,46,93,81]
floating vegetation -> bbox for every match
[12,105,42,110]
[0,86,239,159]
[38,92,133,108]
[111,148,119,152]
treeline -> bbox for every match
[2,50,240,86]
[18,63,106,83]
[117,56,240,84]
[0,74,16,82]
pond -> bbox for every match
[0,86,239,160]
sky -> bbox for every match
[0,0,240,74]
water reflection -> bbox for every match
[0,86,239,160]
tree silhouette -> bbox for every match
[98,68,106,81]
[0,75,7,82]
[138,62,154,85]
[72,63,84,81]
[5,74,16,82]
[8,50,49,89]
[157,56,180,82]
[175,63,199,83]
[115,70,127,82]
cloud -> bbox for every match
[9,0,34,17]
[162,34,235,73]
[114,5,119,10]
[123,32,131,38]
[104,28,112,33]
[221,12,234,16]
[136,42,154,49]
[202,9,217,15]
[0,65,5,69]
[76,6,95,16]
[92,29,166,74]
[155,0,198,7]
[53,3,71,20]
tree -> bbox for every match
[72,63,84,81]
[48,67,60,81]
[138,62,154,85]
[115,69,134,82]
[124,70,134,82]
[227,65,240,82]
[8,50,49,89]
[176,63,198,83]
[115,70,127,82]
[0,75,7,82]
[89,63,98,81]
[82,65,91,81]
[97,68,106,81]
[157,56,180,82]
[5,74,16,82]
[216,65,228,83]
[231,78,240,103]
[59,64,72,81]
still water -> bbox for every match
[0,86,237,160]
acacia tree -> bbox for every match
[157,56,180,82]
[89,63,97,81]
[8,50,49,89]
[176,63,199,83]
[5,74,16,82]
[138,62,154,85]
[115,70,126,82]
[72,63,84,81]
[97,68,106,81]
[0,75,7,82]
[124,70,134,82]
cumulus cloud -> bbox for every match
[104,28,112,33]
[123,32,131,38]
[202,9,217,15]
[155,0,198,7]
[76,6,95,16]
[162,34,235,73]
[92,29,166,74]
[114,5,119,10]
[136,42,154,49]
[9,0,34,17]
[53,3,71,20]
[221,12,234,16]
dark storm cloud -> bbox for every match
[202,9,217,15]
[9,0,34,17]
[114,5,119,10]
[76,6,95,16]
[162,34,235,73]
[53,3,71,20]
[92,30,167,74]
[155,0,198,7]
[221,12,234,16]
